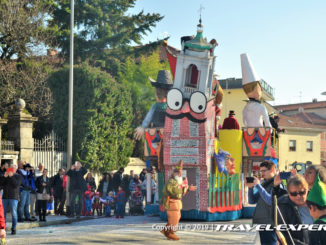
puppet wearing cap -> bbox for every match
[134,70,173,140]
[306,172,326,245]
[160,160,196,240]
[241,53,271,128]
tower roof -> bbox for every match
[184,20,213,51]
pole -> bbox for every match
[146,172,152,203]
[67,0,74,170]
[66,0,74,213]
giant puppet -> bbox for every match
[240,53,275,213]
[161,20,243,221]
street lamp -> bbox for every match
[322,91,326,96]
[66,0,74,215]
[67,0,74,169]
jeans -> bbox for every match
[18,190,31,220]
[69,190,83,216]
[115,202,125,217]
[3,199,18,230]
[104,205,111,216]
[30,193,37,217]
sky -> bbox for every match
[130,0,326,106]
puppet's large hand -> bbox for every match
[188,185,197,192]
[134,127,145,140]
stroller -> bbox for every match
[129,189,144,215]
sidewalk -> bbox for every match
[5,214,96,231]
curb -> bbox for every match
[7,216,96,231]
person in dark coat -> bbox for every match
[121,175,131,200]
[0,162,8,194]
[0,164,22,235]
[273,175,313,245]
[67,161,87,218]
[247,161,278,245]
[98,173,112,198]
[222,110,240,130]
[139,168,147,182]
[85,173,96,191]
[51,168,65,215]
[112,168,124,193]
[35,169,51,222]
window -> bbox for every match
[306,141,313,152]
[289,140,296,151]
[185,64,199,88]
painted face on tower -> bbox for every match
[166,88,207,123]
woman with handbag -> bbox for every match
[36,169,51,222]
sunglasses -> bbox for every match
[289,191,306,197]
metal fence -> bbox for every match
[33,131,66,177]
[1,140,15,151]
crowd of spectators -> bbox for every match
[0,161,158,237]
[247,161,326,245]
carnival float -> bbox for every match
[136,19,275,221]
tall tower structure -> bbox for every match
[163,20,218,213]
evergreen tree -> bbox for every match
[50,0,163,61]
[49,62,133,171]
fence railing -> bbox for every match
[1,140,15,151]
[208,173,240,208]
[33,131,66,177]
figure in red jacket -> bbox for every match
[222,110,240,130]
[0,195,6,239]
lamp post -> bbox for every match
[67,0,74,170]
[66,0,74,214]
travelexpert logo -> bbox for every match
[152,224,326,232]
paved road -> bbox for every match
[5,216,257,245]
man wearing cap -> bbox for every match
[160,160,197,240]
[222,110,240,130]
[134,70,173,140]
[306,168,326,245]
[241,53,271,128]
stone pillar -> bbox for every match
[7,99,37,164]
[0,117,8,161]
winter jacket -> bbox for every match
[0,197,5,230]
[51,173,64,198]
[272,195,310,245]
[0,174,22,200]
[67,167,87,192]
[309,214,326,245]
[18,169,36,192]
[36,176,51,195]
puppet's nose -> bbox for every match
[181,101,190,114]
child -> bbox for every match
[84,185,93,216]
[100,192,115,217]
[92,192,102,216]
[306,174,326,245]
[115,186,127,218]
[130,186,144,215]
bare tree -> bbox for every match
[0,58,54,121]
[0,0,54,61]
